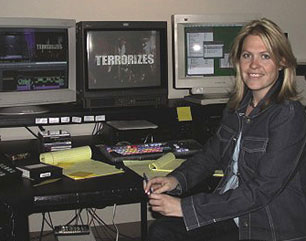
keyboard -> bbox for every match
[96,139,203,163]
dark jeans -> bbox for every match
[147,216,239,241]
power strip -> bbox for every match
[54,225,90,236]
[55,226,96,241]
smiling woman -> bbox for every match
[145,18,306,241]
[228,18,298,111]
[240,34,280,112]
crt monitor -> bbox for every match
[76,21,168,109]
[172,14,254,102]
[0,17,76,115]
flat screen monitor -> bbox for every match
[76,21,168,109]
[0,17,76,115]
[172,14,254,104]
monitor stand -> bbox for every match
[106,120,159,145]
[184,94,229,105]
[0,105,49,116]
[106,120,158,131]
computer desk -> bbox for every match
[0,139,148,241]
[1,168,147,241]
[35,169,148,238]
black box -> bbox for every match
[16,163,62,181]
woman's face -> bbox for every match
[239,34,280,99]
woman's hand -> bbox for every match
[148,193,183,217]
[144,176,179,194]
[144,176,182,217]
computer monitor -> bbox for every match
[0,17,76,115]
[76,21,168,109]
[172,14,254,104]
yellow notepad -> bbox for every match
[123,152,185,179]
[40,146,123,180]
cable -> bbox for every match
[92,122,104,136]
[75,209,85,226]
[44,212,54,230]
[112,204,119,241]
[87,208,114,240]
[38,126,46,133]
[88,211,112,241]
[24,126,39,139]
[30,212,55,241]
[64,209,83,225]
[38,213,45,241]
[75,209,80,225]
[143,134,154,144]
[87,208,135,240]
[31,208,136,240]
[31,210,84,241]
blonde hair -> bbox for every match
[228,18,297,110]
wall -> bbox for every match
[1,0,306,232]
[1,0,306,100]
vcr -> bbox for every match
[81,94,167,108]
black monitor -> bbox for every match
[76,21,168,109]
[0,17,76,115]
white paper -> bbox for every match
[203,43,224,58]
[187,58,214,75]
[220,53,233,68]
[187,32,213,57]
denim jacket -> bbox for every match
[170,85,306,241]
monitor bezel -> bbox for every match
[172,14,256,95]
[76,21,168,108]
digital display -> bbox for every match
[86,30,161,89]
[184,25,242,77]
[0,28,69,92]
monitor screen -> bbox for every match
[185,25,240,77]
[0,18,76,115]
[77,21,168,109]
[87,30,161,89]
[173,14,254,99]
[0,28,68,91]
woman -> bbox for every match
[145,18,306,241]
